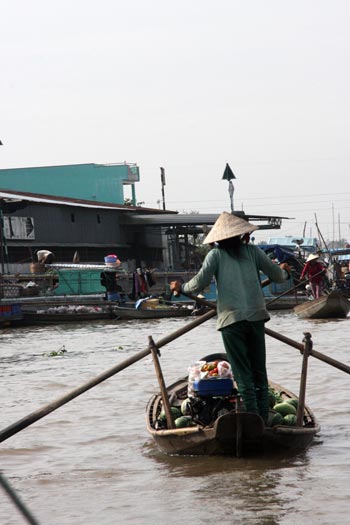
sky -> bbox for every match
[1,0,349,243]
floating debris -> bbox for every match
[44,345,67,357]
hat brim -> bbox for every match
[203,212,258,244]
[306,254,320,263]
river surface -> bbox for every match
[1,311,350,525]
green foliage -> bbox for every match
[44,346,67,357]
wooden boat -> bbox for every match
[0,303,23,327]
[17,305,118,325]
[293,290,350,319]
[112,303,196,320]
[146,352,320,456]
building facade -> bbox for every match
[0,162,140,205]
[0,163,290,274]
[0,190,168,273]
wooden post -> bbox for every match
[264,326,350,375]
[296,332,312,426]
[235,396,243,458]
[160,167,166,210]
[148,336,175,429]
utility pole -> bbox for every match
[160,167,166,210]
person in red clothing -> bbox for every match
[300,254,326,299]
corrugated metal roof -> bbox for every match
[123,213,220,226]
[0,189,175,214]
[123,212,291,228]
[0,189,292,229]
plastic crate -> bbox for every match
[193,378,234,397]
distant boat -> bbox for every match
[0,303,23,327]
[18,305,117,325]
[112,303,196,320]
[293,291,350,319]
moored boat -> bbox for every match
[293,291,350,319]
[112,303,196,320]
[17,304,118,325]
[0,302,23,327]
[146,353,319,456]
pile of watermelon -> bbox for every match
[268,387,299,426]
[157,401,196,429]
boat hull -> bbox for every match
[112,305,194,319]
[293,291,350,319]
[18,310,117,325]
[146,376,320,457]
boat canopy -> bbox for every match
[258,244,297,262]
[264,236,319,252]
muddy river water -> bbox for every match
[1,310,350,524]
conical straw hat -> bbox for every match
[203,211,258,244]
[306,253,319,263]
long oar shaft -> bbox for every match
[180,275,313,309]
[0,309,216,443]
[180,290,350,375]
[264,327,350,374]
[265,270,325,307]
[0,473,40,525]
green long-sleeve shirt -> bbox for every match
[182,244,290,330]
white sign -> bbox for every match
[3,216,35,240]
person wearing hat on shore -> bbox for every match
[170,211,291,425]
[36,249,55,265]
[300,253,326,299]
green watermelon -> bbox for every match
[174,416,193,428]
[181,398,192,416]
[273,402,297,417]
[159,406,182,422]
[268,391,276,408]
[267,411,283,427]
[285,398,298,409]
[283,414,297,426]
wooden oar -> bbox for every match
[264,327,350,375]
[265,269,326,307]
[296,332,311,427]
[177,275,314,309]
[0,309,216,443]
[149,336,175,429]
[178,290,350,375]
[0,472,40,525]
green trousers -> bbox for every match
[220,320,269,423]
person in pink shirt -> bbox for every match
[300,254,326,299]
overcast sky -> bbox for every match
[1,0,349,242]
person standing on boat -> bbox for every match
[170,211,291,425]
[300,254,326,299]
[100,270,123,302]
[132,268,149,298]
